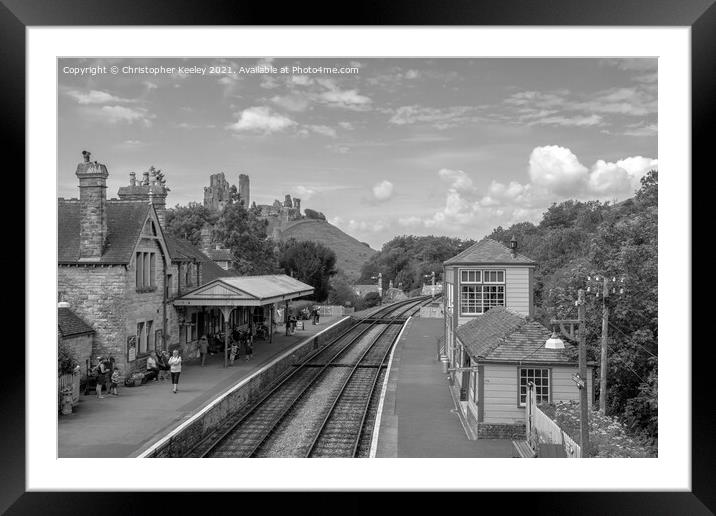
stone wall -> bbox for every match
[477,422,526,440]
[58,265,128,369]
[61,333,94,380]
[143,316,353,457]
[58,237,170,375]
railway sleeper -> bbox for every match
[292,363,386,368]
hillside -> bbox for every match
[276,219,377,280]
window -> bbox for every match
[461,270,481,283]
[166,274,173,297]
[150,254,156,287]
[146,320,154,353]
[459,268,505,315]
[137,322,145,354]
[470,369,478,401]
[191,312,197,341]
[519,368,550,406]
[136,253,143,288]
[136,251,157,291]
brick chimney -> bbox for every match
[76,150,109,260]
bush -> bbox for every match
[540,401,655,457]
[359,292,382,309]
[58,340,78,375]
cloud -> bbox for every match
[66,89,129,105]
[528,145,589,196]
[438,168,476,193]
[407,146,657,236]
[271,94,310,112]
[317,78,372,110]
[308,125,337,137]
[228,106,296,134]
[100,105,154,126]
[622,123,658,137]
[528,114,603,127]
[388,105,475,128]
[295,186,316,200]
[372,180,395,202]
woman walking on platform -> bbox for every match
[168,349,182,394]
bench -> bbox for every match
[512,440,537,458]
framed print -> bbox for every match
[4,0,710,513]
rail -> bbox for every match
[195,297,429,457]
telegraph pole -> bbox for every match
[586,274,625,414]
[600,276,609,414]
[576,289,590,455]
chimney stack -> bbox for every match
[76,150,109,260]
[510,235,518,258]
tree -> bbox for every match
[486,173,658,444]
[360,291,381,309]
[327,273,359,307]
[304,208,326,220]
[279,239,337,301]
[359,235,474,292]
[165,202,217,246]
[213,201,278,275]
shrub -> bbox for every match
[539,400,656,457]
[58,340,78,375]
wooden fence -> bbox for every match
[318,305,355,317]
[58,366,81,409]
[526,383,581,458]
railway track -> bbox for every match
[192,296,431,458]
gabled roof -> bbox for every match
[205,248,233,261]
[58,200,152,264]
[165,235,209,263]
[201,258,236,283]
[58,307,95,337]
[456,307,575,364]
[444,238,536,266]
[173,274,314,307]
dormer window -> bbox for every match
[459,268,505,315]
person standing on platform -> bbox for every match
[109,367,120,396]
[314,306,320,325]
[199,335,209,366]
[168,349,182,394]
[95,356,107,399]
[245,333,254,360]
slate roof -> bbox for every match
[165,235,209,263]
[58,200,152,264]
[201,258,236,282]
[455,307,575,364]
[444,238,536,266]
[58,307,95,337]
[205,248,233,262]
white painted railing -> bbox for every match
[58,366,81,408]
[526,383,582,458]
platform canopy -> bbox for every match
[173,274,314,307]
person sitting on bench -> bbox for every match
[145,352,160,382]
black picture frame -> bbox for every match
[5,0,708,513]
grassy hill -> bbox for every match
[276,219,377,280]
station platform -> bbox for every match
[374,316,513,458]
[58,315,340,458]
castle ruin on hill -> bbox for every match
[203,172,306,225]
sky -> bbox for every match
[58,57,657,250]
